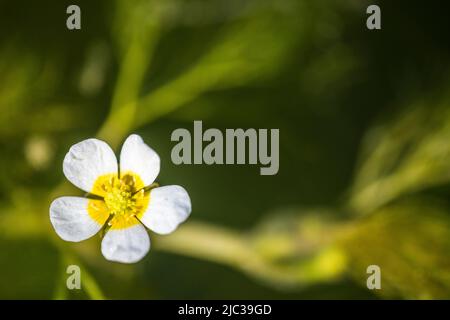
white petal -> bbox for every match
[141,185,191,235]
[101,224,150,263]
[50,197,106,242]
[120,134,160,186]
[63,138,118,194]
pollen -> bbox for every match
[88,172,149,230]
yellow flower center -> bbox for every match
[88,172,149,230]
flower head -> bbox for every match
[50,134,191,263]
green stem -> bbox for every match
[97,25,159,149]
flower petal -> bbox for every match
[50,197,108,242]
[63,138,118,194]
[140,185,191,235]
[101,223,150,263]
[119,134,160,186]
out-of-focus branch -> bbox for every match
[154,218,348,288]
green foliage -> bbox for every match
[351,97,450,214]
[0,0,450,299]
[341,200,450,299]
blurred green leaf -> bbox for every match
[350,95,450,214]
[97,0,162,147]
[134,8,300,128]
[341,199,450,299]
[156,208,348,289]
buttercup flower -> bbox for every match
[50,134,191,263]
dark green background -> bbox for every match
[1,0,450,299]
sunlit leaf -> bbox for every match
[340,199,450,299]
[350,96,450,214]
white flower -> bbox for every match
[50,134,191,263]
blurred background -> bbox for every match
[1,0,450,299]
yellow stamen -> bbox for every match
[88,172,149,230]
